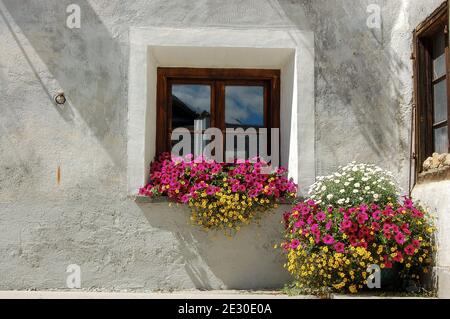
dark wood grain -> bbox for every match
[412,1,449,173]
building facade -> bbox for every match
[0,0,449,295]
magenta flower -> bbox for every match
[181,194,190,203]
[341,220,352,229]
[371,222,380,231]
[394,232,405,245]
[356,212,368,224]
[323,234,335,245]
[401,223,411,235]
[206,186,217,196]
[290,239,300,250]
[372,210,381,221]
[316,211,326,222]
[311,223,320,235]
[404,198,414,209]
[334,242,345,253]
[306,199,315,206]
[412,239,421,249]
[294,221,303,230]
[404,244,416,256]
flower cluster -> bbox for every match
[282,198,434,294]
[308,162,398,208]
[140,153,297,232]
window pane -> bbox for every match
[171,85,211,130]
[225,86,264,128]
[433,79,448,124]
[434,126,449,154]
[433,31,446,80]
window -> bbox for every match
[156,68,280,159]
[413,1,450,172]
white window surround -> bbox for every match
[127,26,315,195]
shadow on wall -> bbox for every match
[276,0,407,173]
[1,0,126,167]
[137,203,291,290]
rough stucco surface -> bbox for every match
[412,181,450,298]
[0,0,445,290]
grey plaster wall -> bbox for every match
[413,181,450,298]
[0,0,445,290]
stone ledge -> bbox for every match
[129,195,170,204]
[130,195,297,206]
[417,166,450,184]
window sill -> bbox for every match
[417,166,450,184]
[130,195,170,204]
[130,195,298,207]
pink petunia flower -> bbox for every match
[316,212,326,222]
[334,242,345,253]
[341,220,352,229]
[401,223,411,235]
[356,212,368,224]
[290,239,300,250]
[371,222,380,232]
[294,221,304,230]
[323,234,335,245]
[404,244,416,256]
[372,210,381,221]
[311,223,320,235]
[181,194,190,203]
[394,232,405,245]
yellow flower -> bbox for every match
[349,285,358,294]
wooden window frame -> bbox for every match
[156,67,281,156]
[413,1,450,174]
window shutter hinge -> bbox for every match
[410,53,415,60]
[445,25,448,35]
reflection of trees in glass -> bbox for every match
[172,85,211,129]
